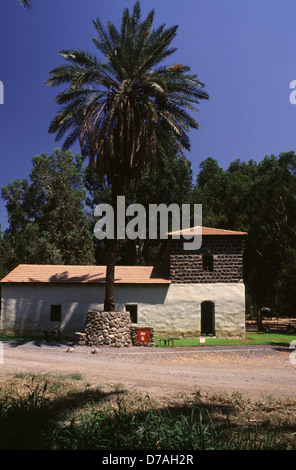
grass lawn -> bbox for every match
[155,332,296,348]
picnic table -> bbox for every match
[156,337,179,347]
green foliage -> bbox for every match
[46,2,209,188]
[0,378,51,450]
[192,152,296,316]
[1,149,95,272]
[86,150,194,266]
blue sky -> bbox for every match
[1,0,296,229]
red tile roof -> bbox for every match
[168,226,248,236]
[0,265,171,284]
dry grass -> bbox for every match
[0,373,296,449]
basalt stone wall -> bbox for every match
[76,310,133,347]
[75,311,155,347]
[169,236,244,284]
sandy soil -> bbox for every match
[0,341,295,401]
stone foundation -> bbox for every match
[74,311,155,348]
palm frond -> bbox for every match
[18,0,31,11]
[46,1,209,186]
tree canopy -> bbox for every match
[192,151,296,316]
[46,2,209,311]
[1,149,95,270]
[46,2,208,189]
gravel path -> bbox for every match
[1,341,295,401]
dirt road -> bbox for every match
[1,341,295,401]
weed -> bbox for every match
[0,374,295,450]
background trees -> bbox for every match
[86,147,194,267]
[1,148,296,318]
[0,146,193,271]
[1,149,95,271]
[192,151,296,317]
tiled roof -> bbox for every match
[0,264,171,284]
[168,226,248,236]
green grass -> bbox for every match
[14,372,83,381]
[0,335,43,342]
[156,332,296,348]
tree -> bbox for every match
[1,149,95,270]
[192,157,228,227]
[0,230,15,279]
[192,152,296,318]
[85,148,194,267]
[18,0,31,11]
[247,152,296,317]
[46,2,209,311]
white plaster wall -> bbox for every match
[125,283,245,337]
[0,284,105,336]
[1,282,245,337]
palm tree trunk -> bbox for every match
[103,177,122,312]
[104,237,117,311]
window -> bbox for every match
[202,254,213,272]
[50,304,62,322]
[125,304,138,323]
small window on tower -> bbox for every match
[125,304,138,323]
[50,305,62,322]
[202,254,213,272]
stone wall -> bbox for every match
[74,311,155,347]
[76,310,133,347]
[130,326,155,347]
[169,236,244,284]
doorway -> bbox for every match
[201,301,215,336]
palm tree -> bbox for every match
[18,0,31,10]
[46,2,209,311]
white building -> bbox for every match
[0,227,247,338]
